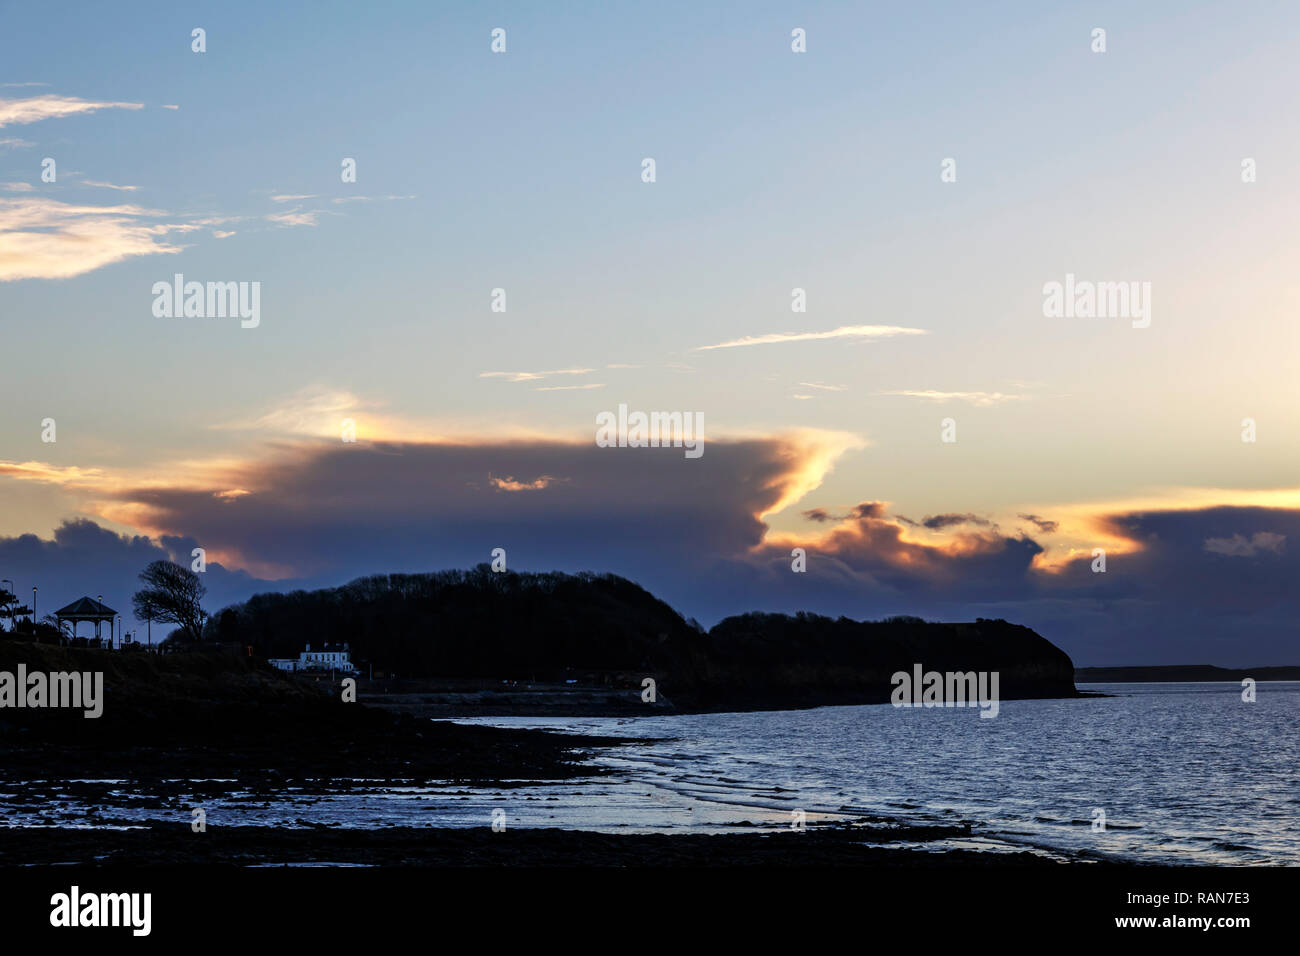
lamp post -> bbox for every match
[31,587,36,627]
[116,616,121,649]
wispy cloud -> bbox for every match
[0,197,194,281]
[265,208,320,227]
[480,368,595,383]
[799,382,844,392]
[0,181,34,192]
[330,194,416,204]
[0,137,33,150]
[879,390,1025,407]
[695,325,927,351]
[0,94,143,129]
[535,383,605,391]
[80,180,138,192]
[0,460,107,487]
[270,193,317,203]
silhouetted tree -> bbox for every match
[132,560,207,642]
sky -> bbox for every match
[1,0,1298,665]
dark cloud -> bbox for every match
[104,437,810,585]
[4,441,1299,667]
[851,502,888,520]
[0,519,266,641]
[802,502,887,523]
[1018,513,1060,534]
[920,513,990,530]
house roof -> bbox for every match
[53,596,117,619]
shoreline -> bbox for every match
[353,676,1094,719]
[0,821,1067,867]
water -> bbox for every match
[3,682,1295,864]
[457,681,1300,865]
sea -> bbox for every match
[450,681,1300,865]
[3,681,1295,865]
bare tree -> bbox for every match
[132,560,207,642]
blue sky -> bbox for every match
[2,1,1299,664]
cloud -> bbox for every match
[83,433,853,582]
[694,325,928,351]
[0,95,143,129]
[880,390,1025,406]
[270,194,317,203]
[264,208,320,227]
[800,502,886,523]
[0,461,109,487]
[0,197,198,281]
[535,383,605,391]
[480,368,595,383]
[330,194,416,204]
[0,519,265,636]
[212,386,377,437]
[0,137,33,150]
[0,181,34,192]
[1019,513,1059,534]
[489,474,563,492]
[6,428,1300,665]
[1203,531,1285,557]
[80,180,138,192]
[920,513,990,530]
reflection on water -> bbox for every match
[2,682,1295,864]
[458,681,1300,865]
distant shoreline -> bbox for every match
[356,676,1088,719]
[1076,665,1300,683]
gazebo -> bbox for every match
[54,596,118,646]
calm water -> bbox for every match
[3,682,1295,864]
[459,681,1300,865]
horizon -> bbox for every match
[4,0,1299,667]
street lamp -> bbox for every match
[31,587,36,627]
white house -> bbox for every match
[268,643,356,674]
